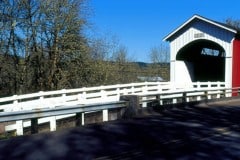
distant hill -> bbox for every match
[134,62,170,68]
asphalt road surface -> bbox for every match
[1,98,240,159]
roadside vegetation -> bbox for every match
[0,0,170,97]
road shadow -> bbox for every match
[0,100,240,159]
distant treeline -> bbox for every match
[0,51,169,97]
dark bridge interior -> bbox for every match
[176,39,225,82]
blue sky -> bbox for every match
[89,0,240,62]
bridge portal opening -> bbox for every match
[176,39,225,82]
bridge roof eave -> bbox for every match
[163,14,238,42]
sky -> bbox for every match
[88,0,240,62]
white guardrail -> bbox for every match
[0,81,226,135]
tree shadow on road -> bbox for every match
[1,101,240,159]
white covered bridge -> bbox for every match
[164,14,240,89]
[0,15,240,136]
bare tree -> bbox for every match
[226,18,240,30]
[148,44,170,80]
[149,44,169,63]
[0,0,24,94]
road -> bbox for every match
[1,98,240,159]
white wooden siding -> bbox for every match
[169,20,235,87]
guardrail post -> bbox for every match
[31,118,38,134]
[156,95,163,105]
[172,98,177,104]
[204,91,209,100]
[81,113,85,125]
[186,93,190,102]
[16,120,23,136]
[222,89,226,98]
[142,83,148,107]
[142,96,147,107]
[103,109,108,122]
[76,112,84,126]
[208,91,211,99]
[50,116,56,131]
[120,95,140,118]
[216,82,221,98]
[49,106,56,132]
[197,95,201,101]
[182,92,187,103]
[13,95,24,136]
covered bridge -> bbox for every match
[164,15,240,88]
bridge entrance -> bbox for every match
[164,15,240,88]
[176,39,225,82]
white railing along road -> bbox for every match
[0,81,226,135]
